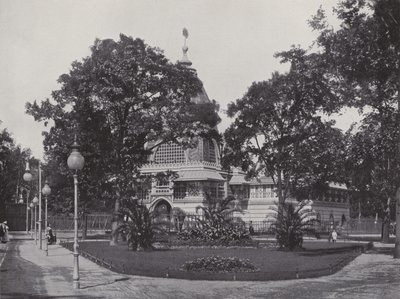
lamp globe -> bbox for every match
[42,180,51,196]
[23,161,33,182]
[67,137,85,170]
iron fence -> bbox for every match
[48,214,112,231]
[306,218,384,236]
[48,213,385,237]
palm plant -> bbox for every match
[196,195,240,230]
[172,207,186,232]
[192,195,247,241]
[117,197,168,251]
[270,200,318,250]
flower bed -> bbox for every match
[181,255,258,273]
[167,237,259,248]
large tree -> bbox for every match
[26,34,219,245]
[0,125,17,221]
[347,112,399,241]
[224,53,347,208]
[309,0,400,250]
[0,123,37,221]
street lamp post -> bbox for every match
[23,160,43,248]
[67,136,85,289]
[23,161,33,234]
[29,202,34,238]
[42,179,51,256]
[27,205,31,227]
[38,163,43,250]
[32,196,39,244]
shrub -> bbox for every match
[117,198,169,251]
[177,195,250,244]
[195,195,241,230]
[172,233,256,247]
[181,255,258,273]
[270,200,318,250]
[177,223,250,244]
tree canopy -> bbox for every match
[224,58,347,205]
[308,0,400,243]
[26,34,220,243]
[309,0,399,112]
[0,123,37,221]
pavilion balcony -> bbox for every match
[141,160,221,171]
[151,186,173,195]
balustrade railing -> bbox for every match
[153,186,171,194]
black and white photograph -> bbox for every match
[0,0,399,298]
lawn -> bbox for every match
[62,240,366,281]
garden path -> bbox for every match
[0,232,399,298]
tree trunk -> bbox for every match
[382,197,391,243]
[277,170,284,214]
[394,187,400,257]
[382,215,390,243]
[110,198,120,246]
[395,79,400,258]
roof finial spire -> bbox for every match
[179,28,192,66]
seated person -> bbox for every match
[46,224,56,244]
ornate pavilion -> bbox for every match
[138,31,350,226]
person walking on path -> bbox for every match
[0,221,9,243]
[331,229,338,243]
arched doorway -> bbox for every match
[153,199,172,223]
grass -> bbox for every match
[62,240,366,281]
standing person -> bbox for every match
[249,221,255,236]
[0,221,9,243]
[0,221,4,242]
[331,229,338,243]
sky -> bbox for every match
[0,0,358,159]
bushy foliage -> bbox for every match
[270,200,318,250]
[196,195,239,229]
[177,196,250,245]
[181,255,258,273]
[117,198,169,251]
[176,225,252,247]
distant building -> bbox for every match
[138,31,350,226]
[228,168,350,224]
